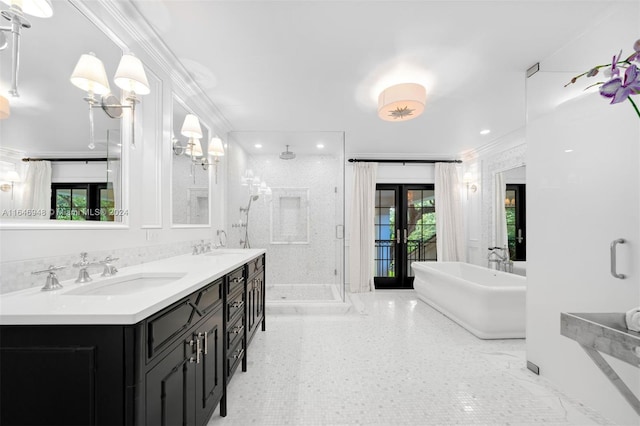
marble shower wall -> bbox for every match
[245,154,341,286]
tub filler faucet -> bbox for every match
[487,247,513,273]
[72,252,102,283]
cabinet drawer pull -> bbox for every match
[232,276,245,283]
[231,325,244,334]
[232,348,244,360]
[231,301,244,309]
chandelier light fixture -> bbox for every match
[377,82,426,121]
[0,0,53,97]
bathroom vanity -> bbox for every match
[0,250,266,426]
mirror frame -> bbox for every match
[0,1,131,230]
[169,94,211,229]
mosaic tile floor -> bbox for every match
[208,291,611,426]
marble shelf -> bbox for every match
[561,312,640,415]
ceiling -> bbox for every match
[131,0,613,157]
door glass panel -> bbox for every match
[375,189,396,279]
[406,188,436,276]
[71,189,87,221]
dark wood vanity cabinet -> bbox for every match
[246,254,266,347]
[144,278,224,426]
[0,256,265,426]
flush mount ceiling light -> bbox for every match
[377,83,426,121]
[0,0,53,97]
[279,145,296,160]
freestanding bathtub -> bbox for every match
[412,261,526,339]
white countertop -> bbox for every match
[0,249,265,325]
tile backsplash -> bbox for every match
[0,239,212,294]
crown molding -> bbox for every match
[460,127,526,162]
[74,0,233,136]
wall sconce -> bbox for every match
[463,172,477,199]
[70,52,150,149]
[0,94,9,119]
[173,113,203,157]
[0,169,20,199]
[201,136,224,183]
[0,0,53,97]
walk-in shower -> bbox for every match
[227,131,345,305]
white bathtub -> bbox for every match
[412,262,526,339]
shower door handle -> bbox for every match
[335,225,343,239]
[610,238,626,279]
[517,229,523,244]
[403,229,408,244]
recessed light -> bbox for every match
[317,144,325,149]
[564,149,574,153]
[480,129,491,135]
[254,144,262,148]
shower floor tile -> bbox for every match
[266,284,340,301]
[208,291,611,426]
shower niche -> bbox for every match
[227,131,345,304]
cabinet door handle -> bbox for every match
[610,238,626,279]
[198,332,208,355]
[232,348,244,360]
[232,325,244,334]
[196,336,201,364]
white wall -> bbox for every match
[526,3,640,424]
[462,131,526,266]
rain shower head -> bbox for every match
[279,145,296,160]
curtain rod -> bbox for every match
[348,158,462,164]
[22,157,113,162]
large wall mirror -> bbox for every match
[493,164,526,266]
[171,95,210,226]
[0,1,130,227]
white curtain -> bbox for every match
[349,162,378,293]
[22,161,51,219]
[434,163,465,261]
[493,172,508,250]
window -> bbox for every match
[51,183,114,221]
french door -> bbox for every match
[374,184,436,289]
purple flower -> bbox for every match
[630,39,640,63]
[600,64,640,104]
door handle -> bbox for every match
[517,229,523,244]
[610,238,626,279]
[335,225,344,239]
[396,229,400,244]
[403,229,408,244]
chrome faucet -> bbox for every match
[487,247,513,272]
[32,265,66,291]
[100,255,119,277]
[72,252,101,283]
[192,241,206,255]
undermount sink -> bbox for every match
[64,272,187,296]
[205,250,247,257]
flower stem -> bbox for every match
[628,97,640,119]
